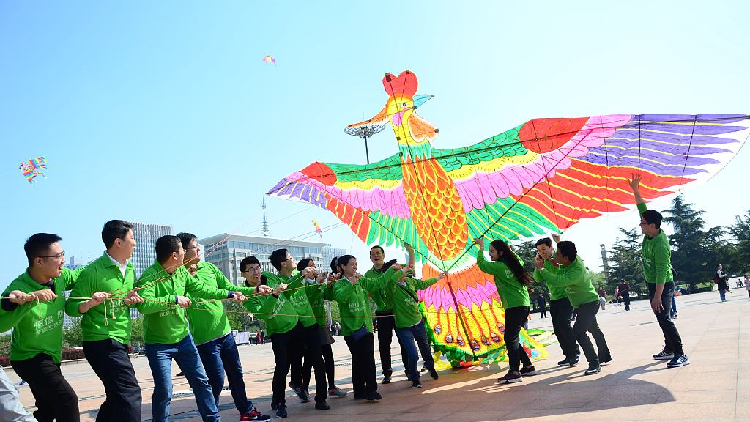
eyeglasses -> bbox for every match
[242,266,261,273]
[39,251,65,259]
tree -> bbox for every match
[224,301,256,331]
[606,228,646,295]
[63,317,83,348]
[131,316,144,346]
[728,210,750,274]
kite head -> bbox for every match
[347,70,438,146]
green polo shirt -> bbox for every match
[533,260,567,301]
[637,203,673,285]
[2,267,81,363]
[476,249,530,309]
[333,268,399,336]
[242,272,304,336]
[536,256,598,308]
[65,252,136,344]
[186,262,256,345]
[136,262,230,345]
[386,276,437,328]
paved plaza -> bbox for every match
[6,290,749,422]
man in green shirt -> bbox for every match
[534,241,611,375]
[385,254,444,388]
[177,233,269,421]
[65,220,145,422]
[137,235,244,422]
[1,233,82,422]
[365,245,409,384]
[238,255,315,419]
[534,236,580,366]
[629,175,689,368]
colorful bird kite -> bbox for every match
[312,219,323,237]
[268,70,750,365]
[19,156,47,184]
[262,55,276,66]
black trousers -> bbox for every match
[303,339,336,389]
[270,323,304,406]
[622,294,631,311]
[549,297,579,360]
[11,353,79,422]
[573,301,611,367]
[344,333,377,396]
[504,307,533,372]
[648,283,684,355]
[292,324,327,402]
[375,311,408,375]
[82,339,142,422]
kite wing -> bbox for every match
[434,114,750,244]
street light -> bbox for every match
[344,124,386,164]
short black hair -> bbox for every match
[337,255,356,268]
[24,233,62,266]
[642,209,663,229]
[297,258,313,272]
[176,232,197,250]
[240,256,260,273]
[557,241,577,262]
[102,220,133,248]
[370,245,384,254]
[330,256,339,273]
[155,235,182,264]
[535,237,552,248]
[270,249,288,271]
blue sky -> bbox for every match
[2,0,749,289]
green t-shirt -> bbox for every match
[475,249,531,309]
[536,256,598,308]
[242,272,304,336]
[65,252,136,344]
[2,267,81,363]
[637,203,673,285]
[365,267,393,312]
[186,262,255,345]
[136,262,230,345]
[333,268,398,336]
[386,276,437,328]
[533,260,567,301]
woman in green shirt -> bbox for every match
[474,238,536,384]
[333,255,402,401]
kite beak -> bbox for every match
[412,95,434,109]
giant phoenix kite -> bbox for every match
[268,70,749,365]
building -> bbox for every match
[200,234,327,285]
[131,222,173,277]
[322,245,347,270]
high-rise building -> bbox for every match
[200,234,327,285]
[322,245,347,270]
[131,222,173,277]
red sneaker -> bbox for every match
[240,408,270,421]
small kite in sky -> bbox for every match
[19,156,47,184]
[262,55,276,66]
[312,219,322,237]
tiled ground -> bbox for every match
[6,289,749,421]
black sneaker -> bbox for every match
[667,354,690,368]
[275,404,287,418]
[412,380,422,388]
[599,355,612,365]
[382,370,392,385]
[366,391,382,401]
[557,358,569,366]
[429,369,439,380]
[569,356,580,367]
[292,386,309,403]
[497,370,522,384]
[241,408,270,421]
[520,365,537,376]
[315,401,331,410]
[584,365,601,375]
[653,349,674,360]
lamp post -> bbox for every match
[344,124,386,164]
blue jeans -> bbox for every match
[197,333,251,414]
[395,321,434,382]
[719,288,726,301]
[145,335,220,422]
